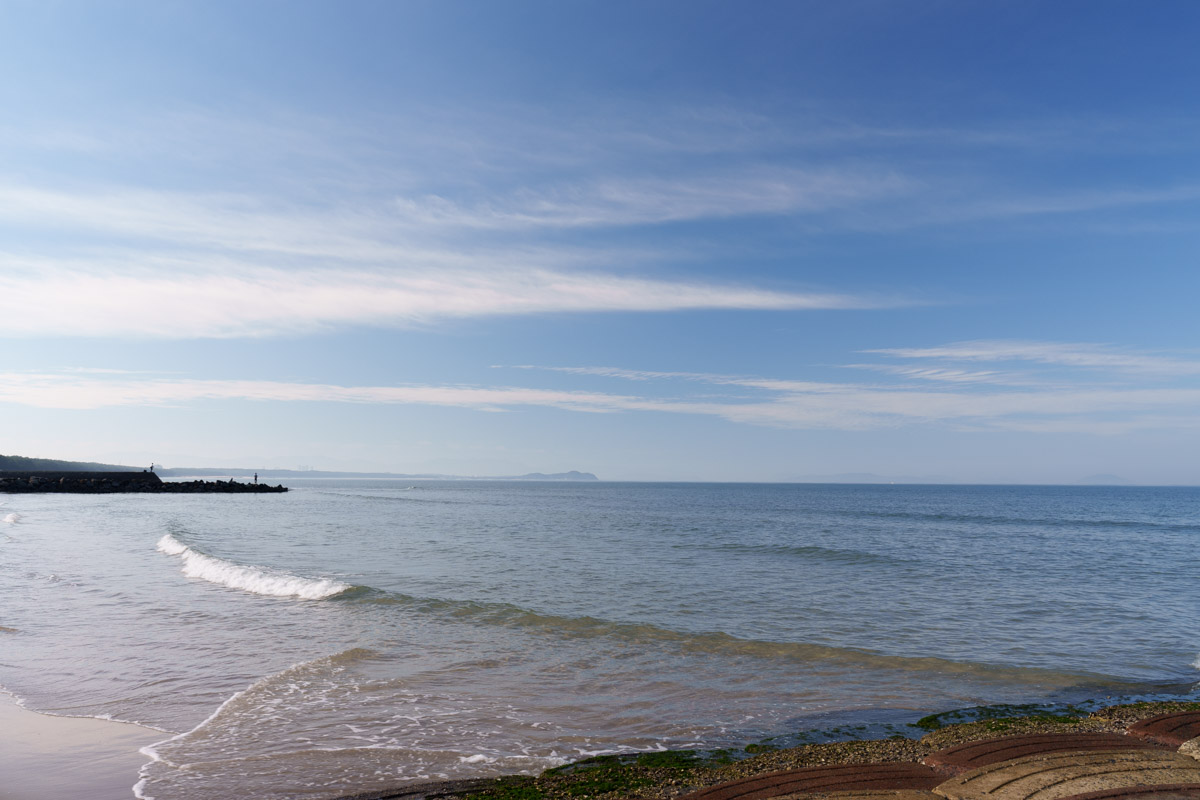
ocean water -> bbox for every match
[0,481,1197,799]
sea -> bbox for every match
[0,481,1197,800]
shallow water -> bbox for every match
[0,482,1196,799]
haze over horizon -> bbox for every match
[3,1,1199,483]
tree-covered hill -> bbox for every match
[0,454,136,472]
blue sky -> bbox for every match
[2,0,1199,482]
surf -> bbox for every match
[156,533,354,600]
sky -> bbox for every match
[2,0,1200,483]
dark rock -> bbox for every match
[0,471,286,493]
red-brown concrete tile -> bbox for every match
[924,735,1168,776]
[1128,714,1200,748]
[1051,784,1200,800]
[680,763,942,800]
[768,791,940,800]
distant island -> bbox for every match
[0,455,598,483]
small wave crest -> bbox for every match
[695,541,912,567]
[859,508,1200,533]
[156,534,353,600]
[2,512,21,525]
[349,591,1136,691]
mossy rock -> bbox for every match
[913,703,1087,732]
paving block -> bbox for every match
[933,749,1200,800]
[680,763,942,800]
[1128,714,1200,748]
[769,791,940,800]
[1050,784,1200,800]
[925,735,1168,776]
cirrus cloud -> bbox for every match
[0,265,891,339]
[6,338,1200,436]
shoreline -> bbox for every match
[2,689,1196,800]
[324,699,1200,800]
[0,690,162,800]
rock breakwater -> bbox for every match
[0,471,287,493]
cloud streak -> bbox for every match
[5,98,1200,344]
[0,171,912,338]
[0,266,888,338]
[7,338,1200,435]
[393,167,910,230]
[867,340,1200,376]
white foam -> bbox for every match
[135,648,377,799]
[155,534,352,600]
[2,512,20,524]
[156,533,187,555]
[460,754,495,764]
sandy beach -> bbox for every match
[0,691,161,800]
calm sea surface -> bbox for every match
[1,481,1197,799]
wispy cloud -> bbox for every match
[5,98,1200,344]
[0,265,890,339]
[0,172,912,338]
[867,340,1200,376]
[501,342,1200,433]
[0,185,402,262]
[8,339,1200,435]
[843,364,1022,385]
[393,167,910,230]
[0,373,646,413]
[510,364,863,394]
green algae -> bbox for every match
[452,700,1199,800]
[913,702,1088,731]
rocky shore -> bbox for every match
[339,701,1200,800]
[0,471,287,493]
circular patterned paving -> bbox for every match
[932,749,1200,800]
[1128,714,1200,748]
[680,763,943,800]
[924,735,1169,776]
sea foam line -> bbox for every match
[156,533,353,599]
[133,648,376,800]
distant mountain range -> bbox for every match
[3,455,1143,485]
[0,455,598,482]
[156,467,600,482]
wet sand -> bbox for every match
[0,691,162,800]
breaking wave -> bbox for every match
[156,534,354,600]
[2,512,20,524]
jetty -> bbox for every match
[0,471,287,494]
